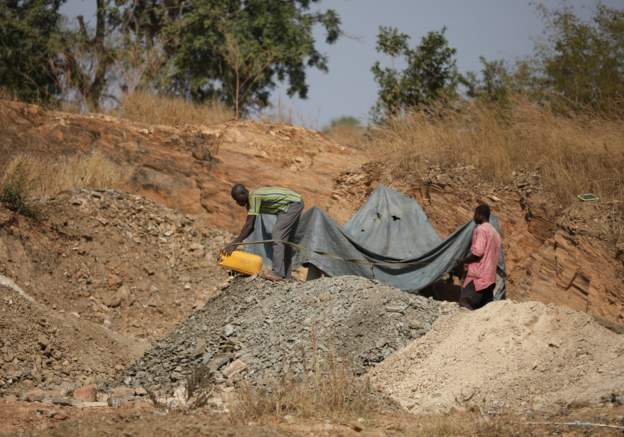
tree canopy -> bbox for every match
[371,26,461,120]
[124,0,341,117]
[0,0,65,103]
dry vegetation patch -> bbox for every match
[0,152,131,204]
[367,98,624,207]
[117,92,234,127]
[231,352,384,422]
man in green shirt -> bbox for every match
[224,184,304,281]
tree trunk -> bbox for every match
[235,70,241,120]
[87,0,107,111]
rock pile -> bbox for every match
[0,285,146,394]
[123,276,457,392]
[0,189,229,341]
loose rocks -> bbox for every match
[123,276,457,392]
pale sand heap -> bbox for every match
[370,300,624,414]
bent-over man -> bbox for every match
[459,203,502,310]
[224,184,304,281]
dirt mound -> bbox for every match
[0,100,365,231]
[370,300,624,414]
[123,276,457,392]
[0,189,228,342]
[0,286,147,395]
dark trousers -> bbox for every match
[272,201,304,278]
[459,281,495,310]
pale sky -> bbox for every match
[61,0,621,128]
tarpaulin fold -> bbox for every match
[245,185,506,299]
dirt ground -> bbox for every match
[1,399,623,436]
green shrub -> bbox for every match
[0,159,38,219]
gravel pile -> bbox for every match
[123,276,457,392]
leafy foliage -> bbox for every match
[371,27,461,120]
[123,0,341,116]
[0,159,38,219]
[536,3,624,113]
[327,116,361,130]
[0,0,65,104]
[466,4,624,115]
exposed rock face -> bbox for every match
[0,100,365,231]
[512,204,624,326]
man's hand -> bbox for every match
[222,243,238,256]
[453,258,465,269]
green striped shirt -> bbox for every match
[248,187,302,216]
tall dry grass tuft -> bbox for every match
[1,152,132,199]
[324,124,366,149]
[230,350,384,422]
[369,97,624,207]
[118,92,234,127]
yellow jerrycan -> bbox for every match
[218,250,263,276]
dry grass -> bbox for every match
[324,123,366,149]
[368,97,624,206]
[117,92,234,127]
[230,351,384,422]
[0,152,132,199]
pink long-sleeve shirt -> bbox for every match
[463,222,502,292]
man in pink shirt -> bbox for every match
[459,204,502,310]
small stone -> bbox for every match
[37,335,49,348]
[385,304,407,314]
[49,411,68,421]
[223,324,235,337]
[107,274,123,289]
[111,386,135,398]
[73,384,97,402]
[134,387,147,396]
[222,359,247,378]
[51,398,74,407]
[20,389,46,402]
[189,243,204,252]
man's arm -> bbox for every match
[459,227,485,265]
[462,253,482,264]
[223,215,255,255]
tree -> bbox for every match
[55,0,123,111]
[464,57,512,104]
[326,116,361,130]
[371,26,461,120]
[535,3,624,112]
[144,0,341,116]
[0,0,65,104]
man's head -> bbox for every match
[231,184,249,207]
[474,203,491,225]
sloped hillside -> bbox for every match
[0,100,366,231]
